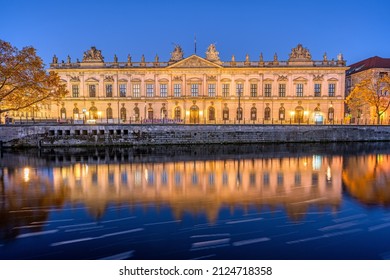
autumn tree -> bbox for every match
[346,72,390,124]
[0,39,67,116]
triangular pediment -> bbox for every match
[85,77,99,83]
[167,55,222,68]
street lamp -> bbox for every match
[82,108,86,124]
[237,86,242,124]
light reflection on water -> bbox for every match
[0,144,390,260]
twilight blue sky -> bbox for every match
[1,0,389,67]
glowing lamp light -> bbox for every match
[23,167,30,182]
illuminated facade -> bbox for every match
[346,56,390,122]
[49,44,347,124]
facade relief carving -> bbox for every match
[104,75,114,82]
[70,76,80,82]
[313,74,324,81]
[277,75,288,81]
[288,44,312,62]
[169,45,184,63]
[82,46,104,62]
[206,44,221,64]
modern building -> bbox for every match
[346,56,390,122]
[48,44,347,124]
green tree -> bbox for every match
[346,73,390,124]
[0,39,67,116]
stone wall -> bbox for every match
[1,124,390,147]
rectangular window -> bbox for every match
[72,85,79,98]
[208,83,216,97]
[132,84,140,98]
[160,84,167,97]
[119,84,127,97]
[314,83,321,97]
[250,84,258,97]
[264,84,272,97]
[173,83,181,97]
[236,83,243,96]
[328,83,335,97]
[296,83,304,97]
[191,84,199,97]
[222,84,230,97]
[278,84,286,97]
[89,84,96,97]
[146,84,154,97]
[105,84,113,97]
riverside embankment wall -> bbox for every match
[1,124,390,147]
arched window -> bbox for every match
[279,107,285,120]
[208,106,215,121]
[106,107,113,119]
[60,107,66,119]
[264,107,271,120]
[250,107,257,121]
[174,106,181,120]
[148,108,154,120]
[73,107,79,115]
[120,107,127,121]
[133,107,140,121]
[223,106,229,121]
[328,107,334,121]
[294,106,304,123]
[89,106,98,119]
[190,105,199,123]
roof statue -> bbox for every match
[52,54,58,64]
[206,44,221,64]
[82,46,104,62]
[288,44,312,61]
[244,54,250,65]
[169,44,184,63]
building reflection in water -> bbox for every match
[343,154,390,206]
[1,154,342,225]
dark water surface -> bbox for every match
[1,143,390,260]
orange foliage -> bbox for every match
[0,39,67,113]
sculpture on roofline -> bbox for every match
[82,46,104,62]
[206,43,221,63]
[169,44,184,63]
[288,44,312,61]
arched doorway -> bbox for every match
[89,106,98,119]
[174,106,181,121]
[190,104,199,123]
[294,106,304,123]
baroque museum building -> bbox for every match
[49,44,347,124]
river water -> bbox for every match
[0,143,389,260]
